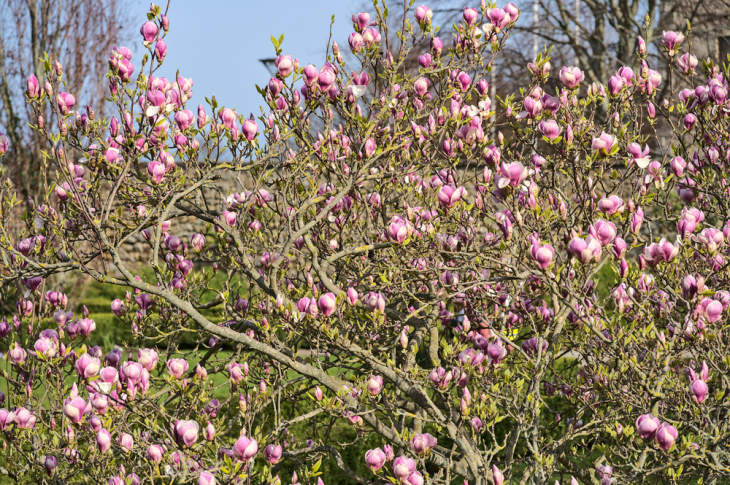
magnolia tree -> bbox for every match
[0,1,729,484]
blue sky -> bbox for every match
[133,1,360,116]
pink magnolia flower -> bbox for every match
[78,317,96,336]
[137,348,158,371]
[523,95,543,117]
[198,471,216,485]
[487,8,510,30]
[607,74,625,95]
[75,353,101,379]
[348,32,364,52]
[352,12,370,32]
[297,297,318,317]
[642,238,679,265]
[677,208,702,237]
[393,456,417,479]
[635,413,660,439]
[388,215,410,243]
[697,227,724,253]
[365,447,386,471]
[44,455,57,475]
[598,195,624,215]
[12,407,36,429]
[8,344,27,365]
[411,432,437,455]
[493,465,504,485]
[568,235,602,263]
[140,20,159,42]
[34,336,57,358]
[414,77,429,97]
[677,53,698,74]
[347,287,359,305]
[690,377,709,404]
[242,119,258,141]
[364,137,376,157]
[264,443,283,464]
[218,107,236,130]
[559,66,585,89]
[627,142,651,168]
[497,162,528,188]
[431,37,443,56]
[702,298,723,323]
[166,358,189,378]
[97,428,112,453]
[147,160,165,184]
[590,219,617,246]
[222,210,237,227]
[119,433,134,452]
[463,7,478,26]
[505,3,520,20]
[364,292,386,313]
[661,30,685,53]
[175,420,200,447]
[233,435,258,461]
[530,238,555,269]
[456,71,471,91]
[227,362,245,384]
[56,92,76,114]
[437,185,465,208]
[366,375,383,396]
[591,132,616,156]
[147,444,164,462]
[538,119,561,140]
[362,27,381,46]
[414,5,433,25]
[655,422,678,451]
[174,109,194,131]
[275,55,294,77]
[27,74,40,98]
[63,386,88,424]
[317,292,337,317]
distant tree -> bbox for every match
[0,0,131,208]
[369,0,730,89]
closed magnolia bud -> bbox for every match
[365,447,386,471]
[366,375,383,396]
[140,20,159,43]
[492,465,504,485]
[119,433,134,452]
[690,379,708,403]
[317,292,337,317]
[635,413,660,439]
[44,455,58,475]
[96,428,112,453]
[174,420,199,447]
[204,422,215,440]
[655,422,678,451]
[147,444,164,462]
[27,74,40,98]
